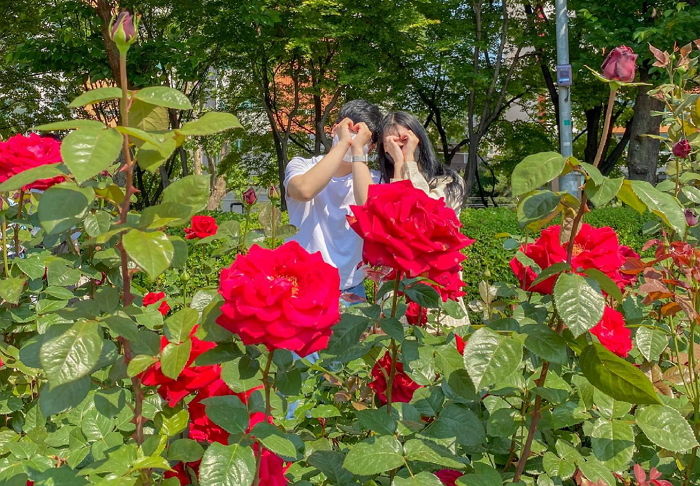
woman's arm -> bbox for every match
[351,123,373,205]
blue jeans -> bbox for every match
[286,281,367,419]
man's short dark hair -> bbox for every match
[337,99,383,143]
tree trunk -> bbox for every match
[627,70,664,183]
[193,147,203,176]
[207,175,227,210]
[583,105,602,164]
[463,138,480,200]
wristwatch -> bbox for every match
[351,155,368,163]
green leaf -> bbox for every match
[463,328,522,389]
[343,436,404,476]
[630,180,687,235]
[0,165,66,192]
[38,184,95,235]
[455,463,502,486]
[0,278,26,304]
[356,407,398,435]
[578,457,616,486]
[177,112,242,136]
[162,174,210,215]
[635,327,668,362]
[139,202,192,228]
[202,395,249,435]
[127,354,157,377]
[69,87,123,107]
[636,405,699,452]
[580,162,604,185]
[394,472,445,486]
[40,321,103,385]
[198,443,255,486]
[114,125,167,147]
[617,180,646,213]
[327,314,371,354]
[61,127,123,183]
[164,308,198,343]
[137,137,177,173]
[129,99,170,131]
[530,262,570,288]
[35,119,106,131]
[122,229,174,279]
[134,87,192,110]
[159,408,189,437]
[424,404,485,447]
[221,357,262,393]
[251,423,302,461]
[521,324,567,364]
[168,439,204,463]
[84,211,112,237]
[403,439,464,468]
[160,339,191,379]
[542,451,575,480]
[587,177,623,207]
[516,190,561,229]
[581,268,623,302]
[553,273,605,337]
[580,343,661,405]
[511,152,566,197]
[590,419,635,471]
[38,375,91,416]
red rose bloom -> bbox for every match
[184,215,218,239]
[188,379,236,444]
[217,241,341,356]
[601,46,638,83]
[672,139,691,159]
[140,326,219,406]
[406,302,428,326]
[142,291,170,316]
[510,224,626,294]
[349,180,474,295]
[454,335,466,355]
[0,134,65,190]
[435,469,464,486]
[369,352,422,405]
[590,307,632,357]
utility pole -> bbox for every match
[554,0,581,196]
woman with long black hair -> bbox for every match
[377,111,465,212]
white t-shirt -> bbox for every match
[284,156,381,290]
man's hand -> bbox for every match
[334,118,356,145]
[351,122,372,154]
[401,130,420,161]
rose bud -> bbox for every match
[685,209,698,227]
[110,11,137,48]
[242,187,257,206]
[601,46,638,82]
[268,184,281,200]
[673,139,692,158]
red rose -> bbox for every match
[142,291,170,316]
[454,335,466,355]
[268,184,281,200]
[349,181,473,282]
[140,326,219,406]
[242,187,257,206]
[601,46,638,82]
[435,469,465,486]
[672,139,691,158]
[187,379,236,444]
[184,215,218,239]
[510,224,626,294]
[217,241,341,356]
[685,209,699,227]
[406,302,428,326]
[590,307,632,357]
[369,352,422,405]
[0,134,65,190]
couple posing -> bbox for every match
[284,99,465,305]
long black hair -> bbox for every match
[377,111,464,206]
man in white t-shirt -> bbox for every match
[284,100,383,303]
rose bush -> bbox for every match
[0,26,699,486]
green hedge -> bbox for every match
[460,206,654,299]
[140,206,653,302]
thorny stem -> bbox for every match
[592,87,618,169]
[0,215,8,277]
[254,351,275,486]
[385,273,402,413]
[13,190,24,258]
